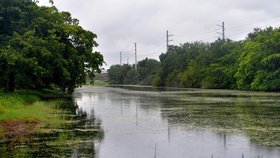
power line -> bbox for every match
[117,14,280,64]
[175,27,217,40]
[169,14,280,42]
[138,46,165,59]
[227,20,280,39]
[119,53,131,65]
[227,14,280,30]
[140,40,165,55]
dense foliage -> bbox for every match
[107,58,160,85]
[108,27,280,91]
[0,0,103,93]
[154,27,280,91]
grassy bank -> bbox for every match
[0,89,103,157]
[93,81,109,86]
[0,90,70,137]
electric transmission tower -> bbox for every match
[134,43,137,70]
[217,22,225,40]
[166,30,173,52]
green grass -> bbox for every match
[0,90,69,135]
[0,89,103,157]
[0,93,39,108]
[93,81,109,86]
[0,101,61,122]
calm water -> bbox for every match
[74,86,280,158]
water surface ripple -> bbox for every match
[74,86,280,158]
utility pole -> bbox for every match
[154,143,157,158]
[217,21,225,40]
[134,43,137,70]
[166,30,173,52]
[120,51,122,65]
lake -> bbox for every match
[74,86,280,158]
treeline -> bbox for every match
[108,58,160,85]
[0,0,103,93]
[108,27,280,91]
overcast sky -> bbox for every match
[39,0,280,68]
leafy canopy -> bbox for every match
[0,0,104,93]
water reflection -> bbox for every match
[75,86,280,158]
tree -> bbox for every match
[108,28,279,91]
[236,27,280,91]
[137,58,160,85]
[154,42,208,87]
[0,0,103,93]
[107,64,134,84]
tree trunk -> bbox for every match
[5,73,15,92]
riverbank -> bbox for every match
[0,90,70,141]
[0,89,103,157]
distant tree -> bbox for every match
[125,68,138,84]
[200,39,240,89]
[137,58,160,85]
[107,65,123,84]
[107,64,133,84]
[107,28,280,91]
[107,58,160,85]
[154,42,208,87]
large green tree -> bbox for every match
[235,27,280,91]
[0,0,103,93]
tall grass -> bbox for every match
[0,90,69,135]
[0,92,39,109]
